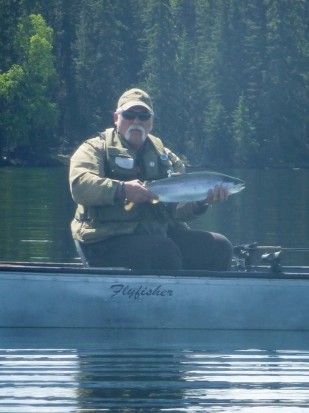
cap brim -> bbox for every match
[119,101,153,113]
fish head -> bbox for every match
[222,175,245,194]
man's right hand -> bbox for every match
[123,180,158,203]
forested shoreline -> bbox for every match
[0,0,308,168]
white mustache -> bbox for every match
[124,125,146,142]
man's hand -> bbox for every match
[123,180,158,203]
[206,185,229,205]
[195,185,229,209]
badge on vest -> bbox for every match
[115,156,134,169]
[160,153,169,161]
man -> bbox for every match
[69,88,232,270]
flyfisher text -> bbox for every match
[110,284,174,300]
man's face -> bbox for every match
[114,106,153,150]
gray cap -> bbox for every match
[117,88,153,114]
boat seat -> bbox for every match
[74,240,90,268]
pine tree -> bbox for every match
[259,0,309,165]
[231,94,256,165]
[73,0,144,140]
[194,0,232,166]
[170,0,199,158]
[139,0,179,150]
[0,0,24,71]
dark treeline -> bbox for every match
[0,0,308,167]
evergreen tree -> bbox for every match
[171,0,199,158]
[73,0,143,141]
[25,0,83,147]
[259,0,309,165]
[194,0,232,165]
[231,94,256,165]
[237,1,267,165]
[0,0,23,71]
[140,0,180,150]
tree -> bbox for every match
[73,0,143,141]
[0,0,23,72]
[23,0,83,147]
[0,64,25,155]
[258,0,309,165]
[170,0,199,158]
[140,0,180,150]
[0,13,58,161]
[231,94,257,165]
[194,0,233,165]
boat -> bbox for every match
[0,244,308,331]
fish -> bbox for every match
[145,171,245,203]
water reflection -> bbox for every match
[1,329,309,412]
[0,167,76,263]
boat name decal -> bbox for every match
[110,284,174,300]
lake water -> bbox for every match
[1,329,309,412]
[1,166,309,411]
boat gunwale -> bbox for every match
[1,261,309,281]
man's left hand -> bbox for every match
[206,185,229,205]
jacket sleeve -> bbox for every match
[69,137,119,206]
[174,202,208,221]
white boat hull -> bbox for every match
[1,265,309,330]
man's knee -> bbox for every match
[211,233,233,270]
[148,237,182,270]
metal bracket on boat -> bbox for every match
[261,251,282,273]
[233,242,282,273]
[233,243,259,271]
[234,243,309,273]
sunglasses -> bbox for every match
[119,110,152,121]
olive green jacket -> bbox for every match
[70,129,205,243]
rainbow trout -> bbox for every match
[145,171,245,203]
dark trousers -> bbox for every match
[81,226,233,271]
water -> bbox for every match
[1,167,76,263]
[1,166,309,411]
[1,329,309,412]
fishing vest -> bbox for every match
[104,128,173,181]
[76,128,175,223]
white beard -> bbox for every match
[124,125,146,143]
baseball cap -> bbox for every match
[117,88,154,114]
